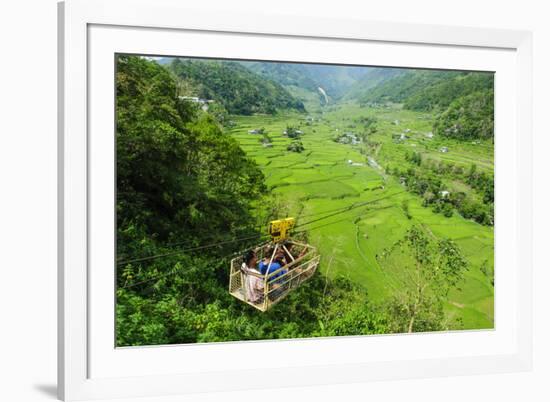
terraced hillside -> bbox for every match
[228,102,494,329]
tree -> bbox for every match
[401,199,412,219]
[287,140,305,153]
[381,225,468,333]
[285,125,302,138]
[406,151,422,166]
[442,202,454,218]
[480,259,494,286]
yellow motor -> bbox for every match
[268,218,295,242]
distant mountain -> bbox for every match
[357,70,462,106]
[241,61,372,100]
[240,62,319,91]
[356,69,493,112]
[300,64,370,98]
[343,67,407,100]
[433,89,494,140]
[403,72,494,111]
[348,67,495,139]
[167,58,305,115]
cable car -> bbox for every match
[229,218,320,311]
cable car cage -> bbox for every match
[229,218,320,312]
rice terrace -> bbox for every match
[115,55,494,346]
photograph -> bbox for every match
[115,54,495,347]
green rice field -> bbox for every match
[228,102,494,330]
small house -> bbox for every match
[179,96,200,102]
[439,146,449,153]
[179,96,214,112]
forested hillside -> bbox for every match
[404,72,494,112]
[433,89,494,140]
[355,69,494,140]
[168,58,305,115]
[358,70,462,106]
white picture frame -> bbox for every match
[58,0,533,400]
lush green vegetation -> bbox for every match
[358,70,461,106]
[404,72,494,112]
[116,55,494,346]
[434,89,494,140]
[357,70,494,141]
[168,58,305,115]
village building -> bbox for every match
[178,96,214,111]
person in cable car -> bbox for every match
[258,246,288,282]
[241,250,264,303]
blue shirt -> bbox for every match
[259,260,286,282]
